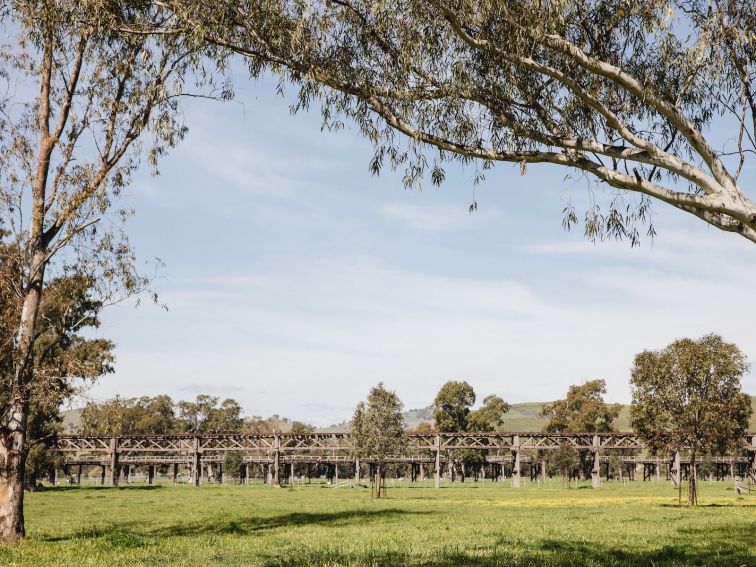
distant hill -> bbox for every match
[57,396,756,434]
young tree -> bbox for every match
[0,2,223,539]
[630,334,752,506]
[541,380,621,433]
[182,0,756,243]
[351,383,406,498]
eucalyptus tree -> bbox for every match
[540,379,620,481]
[433,382,509,479]
[79,395,177,435]
[630,334,751,506]
[432,381,476,432]
[175,0,755,243]
[177,396,244,433]
[540,379,621,434]
[351,383,406,497]
[1,240,115,489]
[0,2,224,540]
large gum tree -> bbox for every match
[0,2,224,540]
[170,0,756,243]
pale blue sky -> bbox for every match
[84,72,756,426]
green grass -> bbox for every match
[2,479,754,566]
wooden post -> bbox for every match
[192,436,201,487]
[354,458,360,487]
[100,464,106,485]
[434,434,441,489]
[591,435,601,488]
[289,462,294,485]
[541,459,547,483]
[671,451,681,487]
[172,463,179,483]
[512,435,521,488]
[109,437,119,486]
[419,462,425,481]
[123,464,130,484]
[273,435,281,487]
[749,434,756,484]
[148,465,155,485]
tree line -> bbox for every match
[350,334,752,504]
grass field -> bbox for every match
[2,479,753,566]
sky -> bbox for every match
[82,71,756,426]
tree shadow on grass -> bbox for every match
[153,508,434,538]
[659,502,755,508]
[41,508,433,543]
[34,484,163,493]
[255,521,755,567]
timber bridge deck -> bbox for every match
[57,432,756,488]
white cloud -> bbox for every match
[93,249,756,424]
[380,203,501,231]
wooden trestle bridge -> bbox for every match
[57,431,756,489]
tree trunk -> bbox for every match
[374,465,384,498]
[1,33,57,541]
[2,263,45,541]
[0,394,29,542]
[688,456,698,507]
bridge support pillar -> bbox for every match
[77,464,82,485]
[354,458,360,487]
[192,436,201,487]
[109,437,119,486]
[591,435,601,488]
[273,435,281,487]
[100,465,106,485]
[434,434,441,489]
[749,435,756,484]
[671,451,681,487]
[148,465,155,485]
[512,435,521,489]
[541,459,547,483]
[172,463,178,483]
